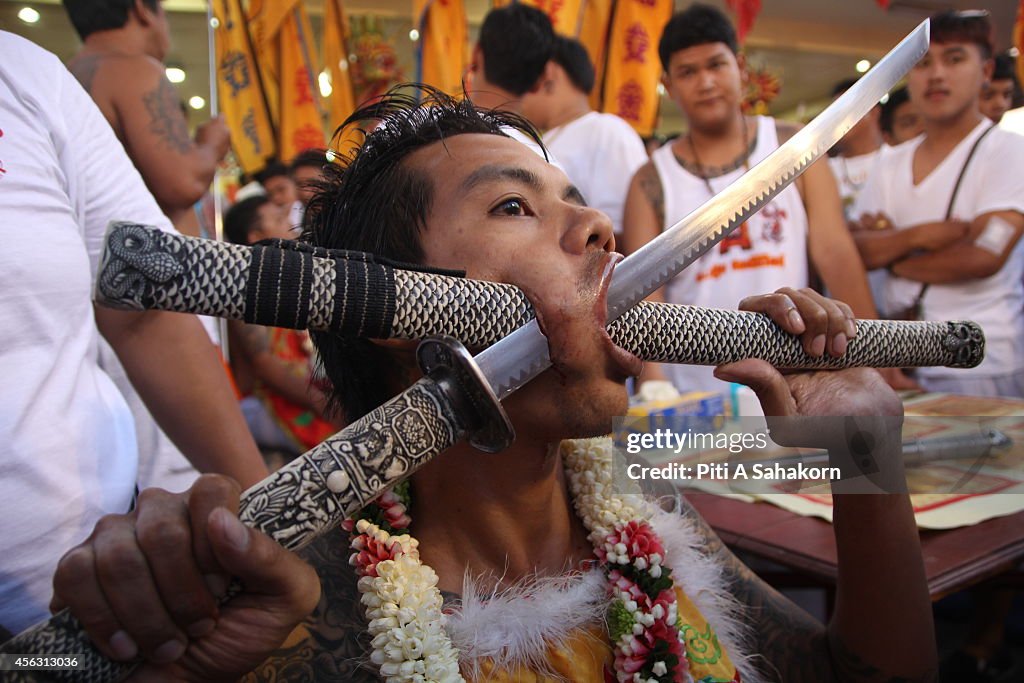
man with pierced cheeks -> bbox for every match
[51,91,936,683]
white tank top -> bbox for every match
[651,116,809,394]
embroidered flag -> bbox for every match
[578,0,615,110]
[601,0,673,136]
[324,0,357,128]
[277,2,325,161]
[414,0,469,95]
[245,0,287,126]
[211,0,277,174]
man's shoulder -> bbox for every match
[69,51,164,95]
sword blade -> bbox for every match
[476,21,930,401]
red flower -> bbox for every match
[350,533,402,578]
[609,520,666,561]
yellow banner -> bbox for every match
[414,0,468,95]
[245,0,295,127]
[600,0,672,136]
[211,0,277,174]
[578,0,614,110]
[324,0,357,129]
[491,0,583,35]
[277,3,326,161]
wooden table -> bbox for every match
[686,491,1024,599]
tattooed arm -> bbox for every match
[106,57,230,217]
[679,492,936,683]
[244,529,378,682]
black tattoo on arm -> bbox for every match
[678,496,935,683]
[142,78,193,154]
[636,162,665,230]
[69,54,102,93]
[244,529,378,682]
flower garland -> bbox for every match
[346,440,691,683]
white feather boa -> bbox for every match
[444,503,765,682]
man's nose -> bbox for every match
[562,205,615,255]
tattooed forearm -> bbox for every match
[142,78,193,154]
[244,530,377,682]
[679,495,935,683]
[636,162,665,229]
[68,55,102,93]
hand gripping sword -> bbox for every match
[0,21,933,683]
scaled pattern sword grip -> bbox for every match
[0,378,464,683]
[613,304,984,370]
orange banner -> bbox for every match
[491,0,584,35]
[211,0,277,173]
[1016,1,1024,88]
[600,0,672,136]
[245,0,290,127]
[414,0,469,95]
[277,3,326,161]
[324,0,357,129]
[578,0,614,110]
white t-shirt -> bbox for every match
[543,111,648,235]
[652,116,809,395]
[854,120,1024,382]
[829,148,884,221]
[0,32,170,633]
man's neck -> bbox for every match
[922,106,985,153]
[471,79,523,113]
[409,437,592,594]
[546,96,593,131]
[676,110,751,168]
[81,30,155,60]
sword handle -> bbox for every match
[0,339,512,683]
[611,303,985,369]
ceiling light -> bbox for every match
[1010,47,1020,58]
[879,93,889,105]
[657,83,667,96]
[318,70,332,98]
[409,29,420,42]
[166,67,186,83]
[188,96,205,110]
[18,7,40,24]
[855,59,871,74]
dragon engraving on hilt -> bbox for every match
[944,322,985,368]
[97,222,185,308]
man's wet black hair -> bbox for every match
[63,0,160,41]
[553,36,596,96]
[659,3,739,72]
[831,77,859,99]
[478,3,555,96]
[879,86,910,135]
[224,195,269,246]
[303,85,545,420]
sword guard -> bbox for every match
[417,337,514,453]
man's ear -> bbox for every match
[133,0,158,27]
[982,57,995,84]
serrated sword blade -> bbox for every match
[475,20,931,401]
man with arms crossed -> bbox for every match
[853,10,1024,398]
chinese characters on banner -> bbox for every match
[601,0,673,136]
[245,0,325,163]
[414,0,469,96]
[491,0,583,35]
[211,0,276,174]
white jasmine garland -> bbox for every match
[348,438,695,683]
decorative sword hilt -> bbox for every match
[0,338,511,682]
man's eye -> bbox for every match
[492,198,528,216]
